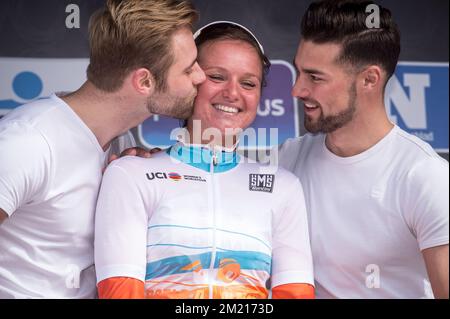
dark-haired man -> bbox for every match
[279,0,449,298]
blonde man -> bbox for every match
[0,0,205,298]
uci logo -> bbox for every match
[146,172,183,181]
[146,172,167,180]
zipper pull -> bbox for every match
[212,150,218,166]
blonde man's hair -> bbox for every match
[87,0,198,92]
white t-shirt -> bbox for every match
[95,142,314,299]
[279,125,449,298]
[0,94,135,298]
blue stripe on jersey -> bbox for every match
[167,143,239,173]
[148,224,271,251]
[145,250,271,280]
[147,243,240,253]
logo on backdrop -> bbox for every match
[0,71,43,113]
[0,57,89,116]
[385,62,449,152]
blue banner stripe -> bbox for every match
[145,250,271,280]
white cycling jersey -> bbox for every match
[95,141,314,299]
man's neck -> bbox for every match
[325,102,394,157]
[61,81,149,151]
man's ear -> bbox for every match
[360,65,383,91]
[131,68,155,96]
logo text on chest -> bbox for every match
[249,174,275,193]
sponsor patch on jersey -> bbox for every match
[183,175,206,182]
[249,174,275,193]
[168,172,182,181]
[146,172,205,182]
[146,172,169,180]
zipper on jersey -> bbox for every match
[208,148,218,299]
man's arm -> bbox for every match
[0,123,51,224]
[0,208,8,225]
[422,244,449,299]
[402,159,449,298]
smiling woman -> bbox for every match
[94,21,315,300]
[187,36,263,145]
[184,21,271,148]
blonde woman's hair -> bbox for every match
[87,0,198,92]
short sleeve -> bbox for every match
[271,176,314,288]
[0,121,51,216]
[94,161,148,283]
[277,138,301,172]
[402,158,449,251]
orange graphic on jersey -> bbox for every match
[146,284,268,299]
[180,260,202,272]
[217,258,240,283]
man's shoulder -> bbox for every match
[0,116,51,155]
[384,127,448,189]
[273,165,303,188]
[392,127,448,167]
[0,95,62,127]
[0,96,73,159]
[276,133,323,171]
[279,133,323,154]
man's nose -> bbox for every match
[291,77,310,99]
[192,62,206,85]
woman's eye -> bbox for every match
[242,81,256,88]
[208,75,225,82]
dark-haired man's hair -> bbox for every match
[301,0,400,82]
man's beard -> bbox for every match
[147,88,197,120]
[304,81,357,134]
